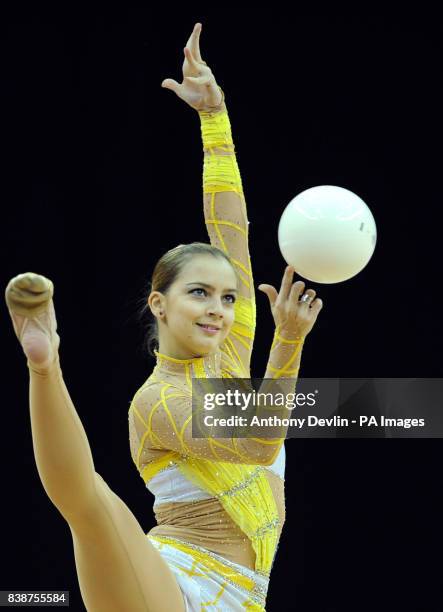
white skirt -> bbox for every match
[147,535,269,611]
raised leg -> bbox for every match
[5,273,97,517]
[5,273,187,611]
[68,474,186,612]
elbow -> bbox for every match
[260,454,277,467]
[239,439,283,466]
[257,445,282,467]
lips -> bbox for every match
[197,323,220,331]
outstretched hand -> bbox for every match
[258,266,323,338]
[161,23,224,112]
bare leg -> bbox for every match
[5,273,96,518]
[5,273,187,611]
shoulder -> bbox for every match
[131,380,189,415]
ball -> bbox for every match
[278,185,377,284]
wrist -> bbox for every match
[199,102,233,149]
[198,101,227,115]
[274,325,305,343]
[198,87,226,115]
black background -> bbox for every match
[1,6,442,611]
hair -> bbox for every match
[137,242,237,357]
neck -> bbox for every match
[157,342,214,361]
[154,348,221,378]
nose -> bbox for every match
[206,297,224,318]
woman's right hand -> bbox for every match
[161,23,224,112]
[258,266,323,338]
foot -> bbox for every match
[5,272,60,373]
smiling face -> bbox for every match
[149,254,239,359]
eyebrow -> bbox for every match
[186,282,238,293]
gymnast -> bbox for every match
[5,22,323,611]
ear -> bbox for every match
[148,291,166,318]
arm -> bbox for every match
[155,24,324,465]
[161,24,254,376]
[253,266,325,463]
[129,381,283,466]
[199,102,255,377]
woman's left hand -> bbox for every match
[161,23,224,112]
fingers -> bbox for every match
[257,284,278,307]
[287,276,324,321]
[311,297,323,313]
[277,266,297,304]
[183,47,202,72]
[288,280,307,309]
[161,78,181,93]
[260,267,323,312]
[260,267,305,308]
[295,287,316,307]
[185,22,203,63]
[298,289,323,316]
[259,268,324,337]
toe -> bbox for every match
[6,273,53,317]
[16,272,51,293]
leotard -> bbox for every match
[128,102,304,611]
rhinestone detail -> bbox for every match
[214,466,265,499]
[148,534,269,606]
[252,517,280,538]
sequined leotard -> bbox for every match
[128,101,305,611]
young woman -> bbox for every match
[5,23,323,612]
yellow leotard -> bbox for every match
[128,102,304,610]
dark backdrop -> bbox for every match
[1,7,442,611]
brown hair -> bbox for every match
[138,242,236,357]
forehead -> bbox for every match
[178,255,238,285]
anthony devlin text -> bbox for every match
[203,415,426,429]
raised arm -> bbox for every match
[161,23,255,376]
[157,25,324,467]
[199,104,255,377]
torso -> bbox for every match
[130,349,286,572]
[140,446,286,571]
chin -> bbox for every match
[194,341,219,357]
[196,342,216,355]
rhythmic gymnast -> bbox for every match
[5,22,323,612]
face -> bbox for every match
[149,255,239,359]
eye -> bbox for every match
[189,288,236,303]
[189,288,207,297]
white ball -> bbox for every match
[278,185,377,284]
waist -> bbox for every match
[151,497,257,570]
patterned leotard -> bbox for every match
[128,103,304,611]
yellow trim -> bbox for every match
[204,184,243,195]
[177,456,279,574]
[205,218,247,236]
[274,325,305,344]
[140,451,177,483]
[147,535,256,592]
[155,350,204,365]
